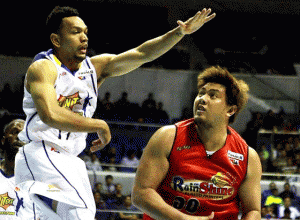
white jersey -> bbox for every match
[0,170,38,219]
[18,49,98,156]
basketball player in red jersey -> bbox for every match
[132,66,262,220]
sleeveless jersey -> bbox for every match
[18,49,98,156]
[0,170,38,219]
[144,118,249,220]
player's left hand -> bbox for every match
[90,139,106,152]
[177,8,216,35]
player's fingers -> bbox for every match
[177,20,185,28]
[205,13,216,23]
[208,212,214,219]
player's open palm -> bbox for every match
[177,8,216,35]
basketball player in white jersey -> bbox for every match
[14,6,216,220]
[0,119,42,219]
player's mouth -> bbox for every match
[79,44,88,54]
[196,105,206,114]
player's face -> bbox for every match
[193,83,232,127]
[59,16,88,62]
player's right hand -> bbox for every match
[90,123,111,152]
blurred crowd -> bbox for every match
[242,109,300,175]
[261,182,300,219]
[92,175,142,220]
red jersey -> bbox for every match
[144,118,249,220]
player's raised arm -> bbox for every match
[91,8,216,84]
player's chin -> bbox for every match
[75,53,86,61]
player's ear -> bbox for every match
[50,33,61,48]
[227,105,237,117]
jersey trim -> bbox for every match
[167,125,177,161]
[25,112,38,142]
[23,145,36,181]
[0,169,14,178]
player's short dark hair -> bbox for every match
[46,6,79,35]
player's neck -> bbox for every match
[54,51,82,72]
[196,124,228,151]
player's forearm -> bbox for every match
[41,105,110,134]
[132,187,186,220]
[136,26,184,62]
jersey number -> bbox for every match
[172,196,200,214]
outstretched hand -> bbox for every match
[177,8,216,35]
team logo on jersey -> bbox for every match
[0,192,14,210]
[227,150,244,165]
[58,92,82,111]
[78,76,86,80]
[171,172,234,200]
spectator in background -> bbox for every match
[273,149,288,173]
[265,187,284,207]
[106,156,118,172]
[294,137,300,152]
[116,195,142,220]
[142,93,157,124]
[263,110,277,131]
[94,191,109,220]
[242,112,264,151]
[279,183,296,201]
[142,93,156,111]
[282,208,292,220]
[98,91,115,120]
[262,182,277,205]
[282,158,297,175]
[261,206,268,219]
[265,205,277,219]
[155,102,169,125]
[259,144,270,172]
[86,153,103,171]
[93,182,104,195]
[120,149,139,173]
[278,197,300,220]
[114,92,131,121]
[110,183,127,209]
[103,175,116,198]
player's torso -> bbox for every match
[147,119,249,220]
[20,49,98,155]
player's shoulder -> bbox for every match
[28,58,56,77]
[150,125,176,145]
[90,53,116,67]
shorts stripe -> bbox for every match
[22,147,38,219]
[42,141,88,208]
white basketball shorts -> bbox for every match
[14,140,96,220]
